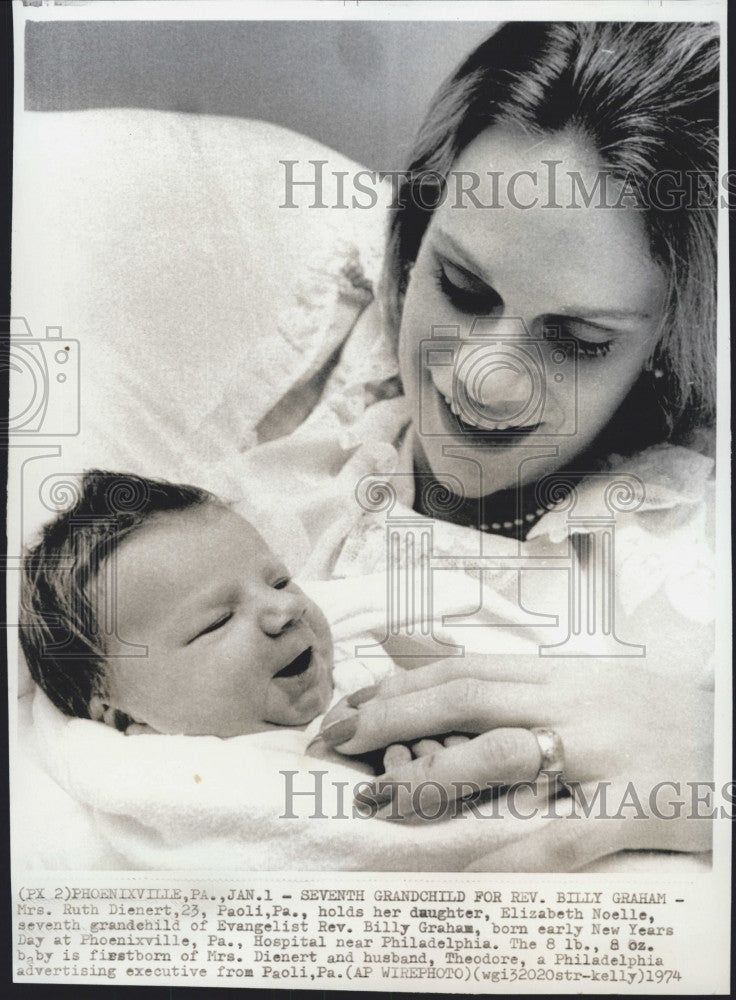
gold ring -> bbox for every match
[530,727,565,787]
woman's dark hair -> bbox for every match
[382,21,719,440]
[19,470,218,724]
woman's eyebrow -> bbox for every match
[558,306,653,322]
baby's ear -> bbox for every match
[88,694,118,728]
[88,695,157,734]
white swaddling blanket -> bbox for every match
[29,575,554,871]
[31,694,551,872]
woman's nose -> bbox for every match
[259,590,308,637]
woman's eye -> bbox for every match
[573,338,613,360]
[543,320,614,361]
[273,577,290,590]
[189,613,233,643]
[434,263,502,315]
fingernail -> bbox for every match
[311,711,359,749]
[346,684,378,708]
[304,735,329,757]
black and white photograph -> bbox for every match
[6,0,731,992]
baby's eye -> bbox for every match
[188,613,233,644]
[273,577,290,590]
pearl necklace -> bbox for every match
[479,505,549,534]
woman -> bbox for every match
[308,21,720,870]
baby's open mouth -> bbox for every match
[274,646,313,679]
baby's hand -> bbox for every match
[354,734,487,822]
[373,734,476,820]
[382,734,471,772]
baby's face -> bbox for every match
[102,503,334,736]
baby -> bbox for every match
[20,470,485,834]
[19,470,337,740]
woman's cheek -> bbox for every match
[396,322,415,395]
[410,270,450,328]
[398,298,435,387]
[578,358,645,429]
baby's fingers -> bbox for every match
[361,728,542,820]
[411,739,444,757]
[411,736,470,756]
[444,734,471,748]
[383,744,412,770]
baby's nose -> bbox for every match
[260,591,307,637]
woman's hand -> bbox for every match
[311,654,714,869]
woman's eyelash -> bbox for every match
[543,324,614,360]
[548,332,614,360]
[435,264,614,360]
[190,613,233,643]
[434,264,498,314]
[573,340,613,359]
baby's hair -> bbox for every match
[382,21,719,441]
[19,470,220,727]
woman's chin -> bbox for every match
[416,436,516,500]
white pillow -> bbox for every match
[11,109,389,525]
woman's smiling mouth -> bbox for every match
[433,381,543,441]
